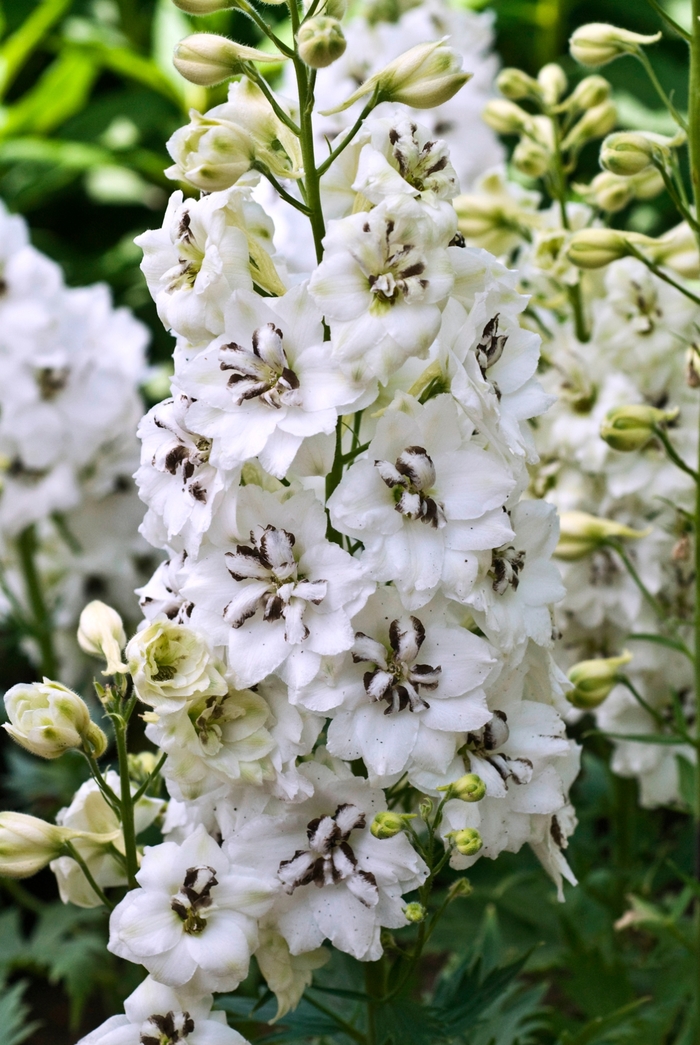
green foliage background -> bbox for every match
[0,0,695,1042]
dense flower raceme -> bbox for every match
[0,200,159,678]
[459,158,698,809]
[97,65,584,1024]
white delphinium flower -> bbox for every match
[255,928,329,1022]
[183,486,374,688]
[138,552,194,624]
[135,183,279,343]
[51,771,163,908]
[77,974,249,1045]
[126,618,228,712]
[309,195,455,382]
[296,587,496,782]
[108,824,276,991]
[329,393,514,608]
[179,285,363,478]
[224,759,427,961]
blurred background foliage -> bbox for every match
[0,0,696,1042]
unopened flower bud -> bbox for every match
[561,100,617,151]
[600,404,678,452]
[556,510,651,560]
[448,877,473,900]
[173,34,285,86]
[562,75,610,113]
[686,344,700,388]
[77,600,127,676]
[172,0,238,11]
[4,680,107,760]
[128,751,161,786]
[370,811,416,839]
[482,98,533,135]
[600,131,656,175]
[567,651,632,709]
[566,228,631,268]
[448,828,483,856]
[322,0,347,17]
[570,23,661,67]
[437,773,486,802]
[576,171,633,212]
[537,63,567,105]
[513,136,550,178]
[322,39,470,114]
[496,67,540,101]
[297,16,346,68]
[0,813,75,878]
[418,797,433,822]
[404,902,426,923]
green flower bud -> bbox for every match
[418,796,433,821]
[537,63,568,105]
[437,773,486,802]
[172,0,239,12]
[77,600,127,676]
[297,17,346,68]
[600,404,679,452]
[561,100,617,151]
[447,877,473,900]
[482,98,533,135]
[3,680,107,760]
[567,651,633,709]
[556,510,651,560]
[128,751,161,786]
[370,811,417,839]
[566,228,631,268]
[496,67,540,101]
[600,131,655,175]
[448,828,483,856]
[0,813,74,878]
[562,75,610,113]
[173,34,286,87]
[322,0,347,17]
[570,23,661,67]
[576,171,633,213]
[404,902,426,923]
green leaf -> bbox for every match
[75,42,184,108]
[375,999,445,1045]
[676,755,697,813]
[0,48,98,138]
[557,998,649,1044]
[0,0,73,98]
[218,994,355,1043]
[597,731,690,746]
[626,632,693,657]
[0,981,41,1045]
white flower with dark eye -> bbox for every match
[309,195,454,381]
[224,759,427,961]
[135,186,273,343]
[138,552,195,625]
[108,825,276,992]
[297,587,495,781]
[76,974,248,1045]
[466,500,565,648]
[136,394,228,555]
[183,487,374,689]
[328,393,515,608]
[180,286,363,479]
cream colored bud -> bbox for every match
[600,404,679,452]
[3,679,106,760]
[566,228,631,268]
[297,17,346,68]
[513,136,550,178]
[537,63,568,105]
[77,600,127,676]
[0,813,74,878]
[404,902,426,923]
[630,167,664,200]
[562,75,610,113]
[448,828,483,856]
[653,220,700,278]
[496,67,540,101]
[600,131,657,175]
[556,510,651,560]
[370,811,417,838]
[482,98,533,135]
[173,34,286,86]
[321,39,470,114]
[576,171,633,213]
[567,651,632,709]
[322,0,347,17]
[561,99,617,151]
[127,751,161,786]
[570,23,661,67]
[437,773,486,802]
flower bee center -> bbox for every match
[170,864,218,934]
[375,446,446,529]
[464,710,533,787]
[353,615,441,715]
[140,1010,195,1045]
[35,366,70,401]
[491,545,526,594]
[475,314,508,379]
[389,123,453,196]
[218,323,301,410]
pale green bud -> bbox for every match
[556,510,651,561]
[567,651,633,709]
[600,132,655,175]
[77,600,127,676]
[496,67,540,101]
[128,751,161,786]
[321,39,470,114]
[447,877,473,899]
[404,902,426,923]
[173,34,286,87]
[561,74,610,113]
[321,0,347,18]
[437,773,486,802]
[297,17,346,68]
[370,811,417,838]
[537,63,567,105]
[576,171,633,213]
[418,796,433,821]
[566,228,631,268]
[512,135,550,178]
[482,98,533,135]
[172,0,237,11]
[561,100,617,151]
[4,680,107,760]
[448,828,483,856]
[0,813,75,878]
[570,23,661,67]
[600,404,679,452]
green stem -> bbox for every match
[646,0,692,40]
[0,876,46,914]
[635,49,688,131]
[325,420,344,545]
[132,751,167,803]
[113,717,138,889]
[607,541,669,624]
[247,67,301,135]
[289,0,325,263]
[364,959,385,1045]
[16,525,57,678]
[62,842,113,910]
[625,243,700,307]
[316,91,380,178]
[256,166,311,215]
[236,0,295,57]
[303,992,366,1044]
[653,425,699,481]
[548,114,590,342]
[83,751,122,816]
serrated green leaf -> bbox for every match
[0,980,41,1045]
[375,999,445,1045]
